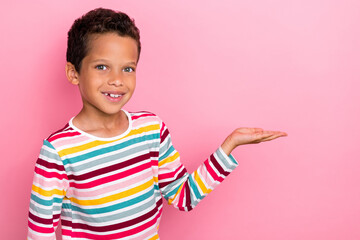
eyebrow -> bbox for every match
[90,59,137,65]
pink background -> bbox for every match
[1,0,360,239]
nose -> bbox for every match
[108,70,123,87]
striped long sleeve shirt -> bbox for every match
[27,110,238,239]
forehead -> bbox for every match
[85,32,138,61]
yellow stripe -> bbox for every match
[59,124,160,157]
[168,182,184,204]
[194,171,211,194]
[70,178,154,206]
[148,234,159,240]
[32,185,65,197]
[158,152,180,167]
[153,176,158,183]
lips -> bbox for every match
[102,91,124,102]
[103,92,122,98]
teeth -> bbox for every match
[104,93,122,98]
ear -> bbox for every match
[65,62,80,85]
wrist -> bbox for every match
[221,136,235,156]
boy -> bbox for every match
[27,8,287,240]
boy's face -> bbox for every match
[67,33,138,117]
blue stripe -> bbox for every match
[62,188,155,214]
[43,140,55,150]
[228,154,238,165]
[215,148,238,169]
[163,180,182,200]
[31,193,63,206]
[159,145,175,161]
[63,133,159,165]
[188,174,203,200]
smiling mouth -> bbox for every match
[103,92,123,98]
[102,92,124,102]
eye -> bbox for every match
[123,67,135,73]
[95,65,107,70]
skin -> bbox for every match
[220,128,287,155]
[66,32,287,153]
[65,33,138,138]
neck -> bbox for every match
[74,108,127,132]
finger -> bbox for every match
[260,135,281,142]
[253,132,279,140]
[246,128,263,133]
[271,131,287,137]
[259,133,287,142]
[258,132,274,138]
[251,132,273,143]
[263,131,287,136]
[235,128,253,134]
[254,128,263,133]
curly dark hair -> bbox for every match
[66,8,141,72]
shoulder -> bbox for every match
[128,110,163,124]
[44,122,80,145]
[127,110,169,135]
[35,122,76,158]
[128,110,158,120]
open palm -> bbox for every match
[221,127,287,155]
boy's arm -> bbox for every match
[27,140,68,240]
[158,121,238,211]
[158,122,287,211]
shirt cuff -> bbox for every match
[214,146,239,172]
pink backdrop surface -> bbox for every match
[1,0,360,239]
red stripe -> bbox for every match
[78,211,161,239]
[160,122,165,135]
[28,220,54,234]
[63,201,159,232]
[178,183,185,210]
[68,152,157,181]
[46,124,70,140]
[48,131,81,142]
[131,112,156,120]
[28,212,59,225]
[184,182,193,211]
[35,166,67,180]
[158,164,183,180]
[159,166,187,189]
[64,200,162,239]
[209,154,230,177]
[204,158,225,182]
[36,157,65,172]
[71,161,152,189]
[160,128,169,143]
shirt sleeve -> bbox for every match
[158,120,238,211]
[27,140,69,240]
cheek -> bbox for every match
[131,79,136,91]
[127,76,136,88]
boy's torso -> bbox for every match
[47,110,163,239]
